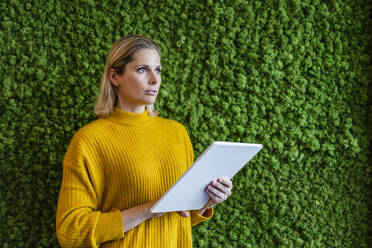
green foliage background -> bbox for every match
[1,0,371,247]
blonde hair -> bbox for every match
[94,35,161,117]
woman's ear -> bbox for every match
[109,68,119,87]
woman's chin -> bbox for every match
[142,97,157,105]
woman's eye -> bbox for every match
[137,67,146,72]
[156,68,162,73]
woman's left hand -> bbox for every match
[204,177,233,207]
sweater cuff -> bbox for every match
[94,207,124,244]
[190,207,214,227]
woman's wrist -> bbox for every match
[197,203,214,216]
[206,203,215,209]
[143,203,152,219]
[121,202,156,233]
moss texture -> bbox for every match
[0,0,371,247]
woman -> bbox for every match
[56,35,233,247]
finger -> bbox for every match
[218,177,232,188]
[206,189,224,204]
[177,210,190,217]
[206,185,227,202]
[153,212,164,218]
[218,177,233,189]
[211,180,231,195]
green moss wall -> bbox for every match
[1,0,371,247]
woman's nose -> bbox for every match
[148,71,158,84]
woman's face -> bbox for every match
[110,48,162,112]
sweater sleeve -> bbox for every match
[56,131,124,247]
[181,125,214,226]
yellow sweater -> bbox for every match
[56,107,213,247]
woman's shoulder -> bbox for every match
[70,118,107,141]
[70,116,189,141]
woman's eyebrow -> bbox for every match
[135,64,162,68]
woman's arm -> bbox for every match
[120,176,233,232]
[121,201,190,233]
[121,201,163,233]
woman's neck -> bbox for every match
[116,101,146,114]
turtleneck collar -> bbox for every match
[105,107,155,126]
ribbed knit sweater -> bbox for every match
[56,107,213,247]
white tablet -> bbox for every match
[150,141,263,213]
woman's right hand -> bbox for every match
[176,210,190,217]
[122,200,189,233]
[146,201,165,218]
[146,201,189,218]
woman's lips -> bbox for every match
[145,90,157,96]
